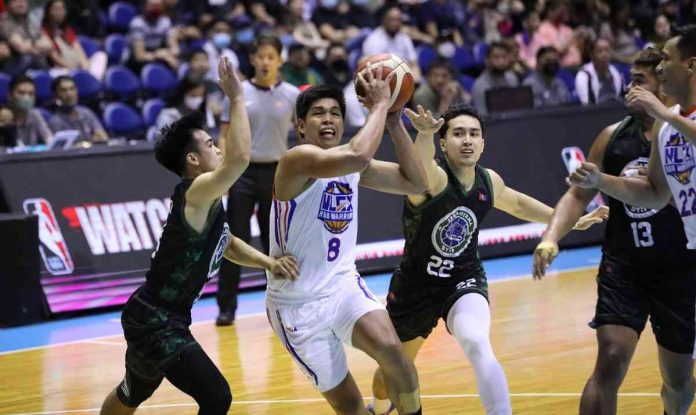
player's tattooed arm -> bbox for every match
[223,234,299,280]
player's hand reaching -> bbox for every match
[532,241,559,280]
[356,62,395,111]
[566,162,603,189]
[572,205,609,230]
[626,86,671,122]
[270,255,299,281]
[405,105,445,134]
[218,57,243,100]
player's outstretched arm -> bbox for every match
[186,57,251,208]
[274,64,392,199]
[359,109,428,195]
[489,169,554,223]
[223,234,299,280]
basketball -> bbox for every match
[354,53,414,113]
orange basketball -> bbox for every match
[354,54,414,113]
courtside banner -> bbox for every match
[0,104,625,313]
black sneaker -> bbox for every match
[216,311,235,326]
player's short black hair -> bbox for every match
[51,75,74,93]
[676,24,696,60]
[439,104,485,139]
[9,75,34,92]
[155,112,205,176]
[251,34,282,55]
[295,85,346,122]
[633,47,663,72]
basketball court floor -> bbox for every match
[0,246,677,414]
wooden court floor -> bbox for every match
[0,269,686,414]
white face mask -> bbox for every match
[184,95,204,110]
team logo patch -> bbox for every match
[431,206,477,257]
[317,181,354,234]
[663,133,695,185]
[620,158,659,219]
[207,222,230,281]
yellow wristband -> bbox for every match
[535,241,559,255]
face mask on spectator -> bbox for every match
[15,96,34,111]
[184,95,204,110]
[320,0,339,9]
[541,61,560,76]
[212,33,232,49]
[236,28,255,45]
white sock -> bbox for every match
[447,293,512,415]
[371,397,392,414]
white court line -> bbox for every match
[0,264,599,357]
[3,392,661,415]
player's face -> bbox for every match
[656,37,694,97]
[251,45,282,83]
[297,98,344,149]
[440,115,484,167]
[627,65,660,115]
[189,130,221,174]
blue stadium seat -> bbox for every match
[28,70,53,105]
[459,74,475,93]
[142,98,164,127]
[71,70,102,103]
[78,36,100,58]
[103,102,144,136]
[557,68,576,94]
[416,44,437,75]
[0,72,10,104]
[141,63,177,98]
[452,47,475,72]
[104,66,140,101]
[108,2,137,32]
[105,34,127,65]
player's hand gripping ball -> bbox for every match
[355,54,414,113]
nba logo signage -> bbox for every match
[23,198,75,275]
[561,146,605,212]
[317,181,354,234]
[663,133,695,185]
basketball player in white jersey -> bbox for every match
[266,65,426,415]
[550,25,696,355]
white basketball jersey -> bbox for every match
[266,173,360,303]
[658,106,696,249]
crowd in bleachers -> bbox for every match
[0,0,693,150]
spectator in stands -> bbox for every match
[283,0,329,52]
[8,75,53,146]
[575,38,623,106]
[318,42,351,89]
[0,0,53,71]
[362,6,422,84]
[645,14,671,50]
[48,76,107,143]
[64,0,103,38]
[202,18,241,81]
[311,0,361,44]
[156,75,212,130]
[191,0,246,30]
[246,0,285,28]
[522,46,571,108]
[280,43,323,87]
[412,57,469,117]
[41,0,108,80]
[536,0,581,68]
[163,0,203,43]
[471,41,519,114]
[216,35,299,327]
[184,50,225,123]
[418,0,464,47]
[128,0,180,71]
[0,33,20,77]
[515,10,543,70]
[598,0,639,65]
[0,104,17,148]
[503,36,527,82]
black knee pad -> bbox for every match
[116,369,164,408]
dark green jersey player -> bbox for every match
[535,48,696,415]
[368,104,607,415]
[100,58,298,415]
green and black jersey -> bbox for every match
[399,158,494,285]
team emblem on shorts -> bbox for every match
[317,181,354,234]
[620,158,659,218]
[664,133,695,185]
[431,206,477,257]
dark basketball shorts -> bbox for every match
[590,254,696,355]
[117,290,199,406]
[386,267,489,342]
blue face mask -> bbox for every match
[211,32,232,49]
[236,28,255,45]
[321,0,339,8]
